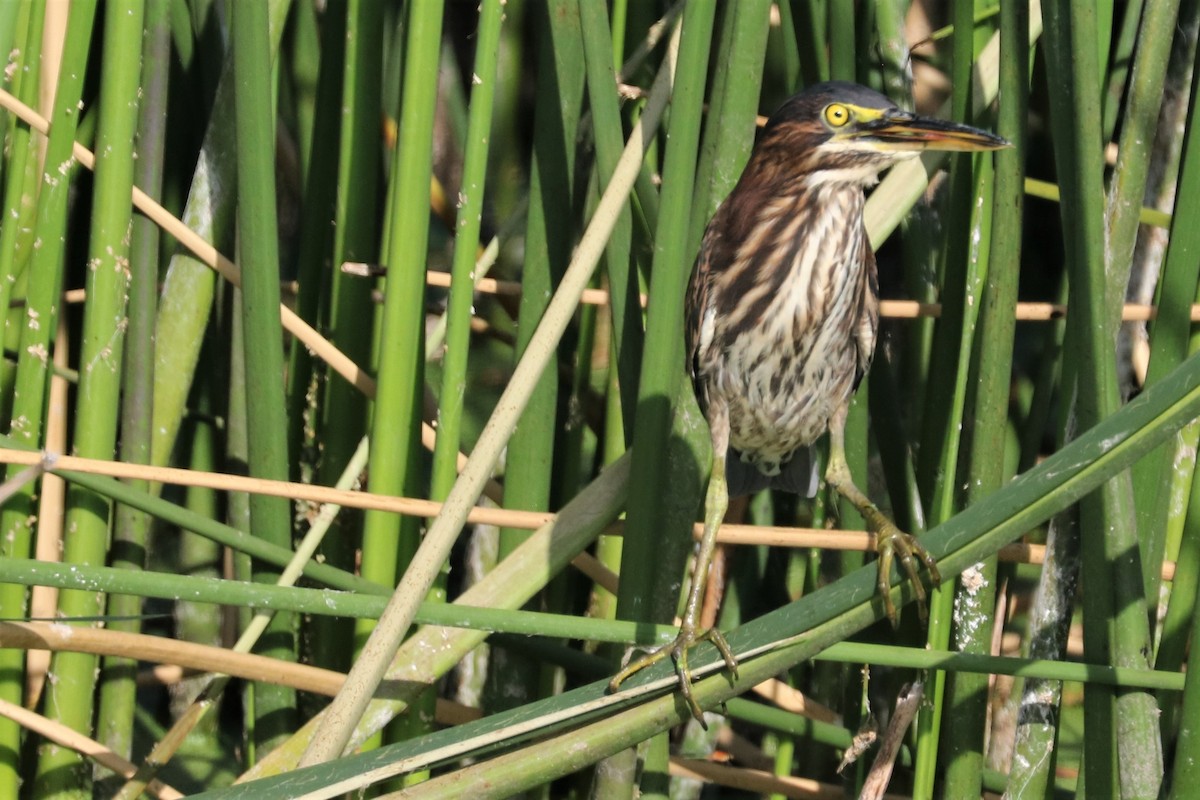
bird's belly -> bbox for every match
[714,328,858,474]
[698,208,871,477]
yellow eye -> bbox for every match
[824,103,851,127]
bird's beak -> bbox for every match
[850,111,1010,152]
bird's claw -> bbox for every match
[608,626,739,727]
[875,523,941,627]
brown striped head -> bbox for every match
[754,81,1010,188]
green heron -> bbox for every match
[610,81,1009,722]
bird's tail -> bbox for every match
[724,447,819,499]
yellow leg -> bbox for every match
[608,453,739,726]
[824,411,941,626]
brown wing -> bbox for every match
[853,239,880,390]
[685,221,728,411]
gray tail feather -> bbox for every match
[723,447,819,499]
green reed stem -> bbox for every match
[827,0,856,82]
[96,0,170,762]
[495,3,582,675]
[0,3,45,794]
[284,0,345,482]
[1045,0,1163,794]
[233,0,299,751]
[314,0,383,682]
[615,0,713,634]
[579,0,642,423]
[309,0,445,766]
[34,3,139,797]
[1108,0,1184,605]
[605,8,715,796]
[944,7,1028,795]
[913,3,994,793]
[431,0,502,511]
[150,0,289,472]
[1155,9,1200,779]
[1170,304,1200,786]
[433,0,506,738]
[490,5,583,733]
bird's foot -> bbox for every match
[870,513,941,626]
[608,624,739,727]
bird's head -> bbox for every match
[761,81,1010,187]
